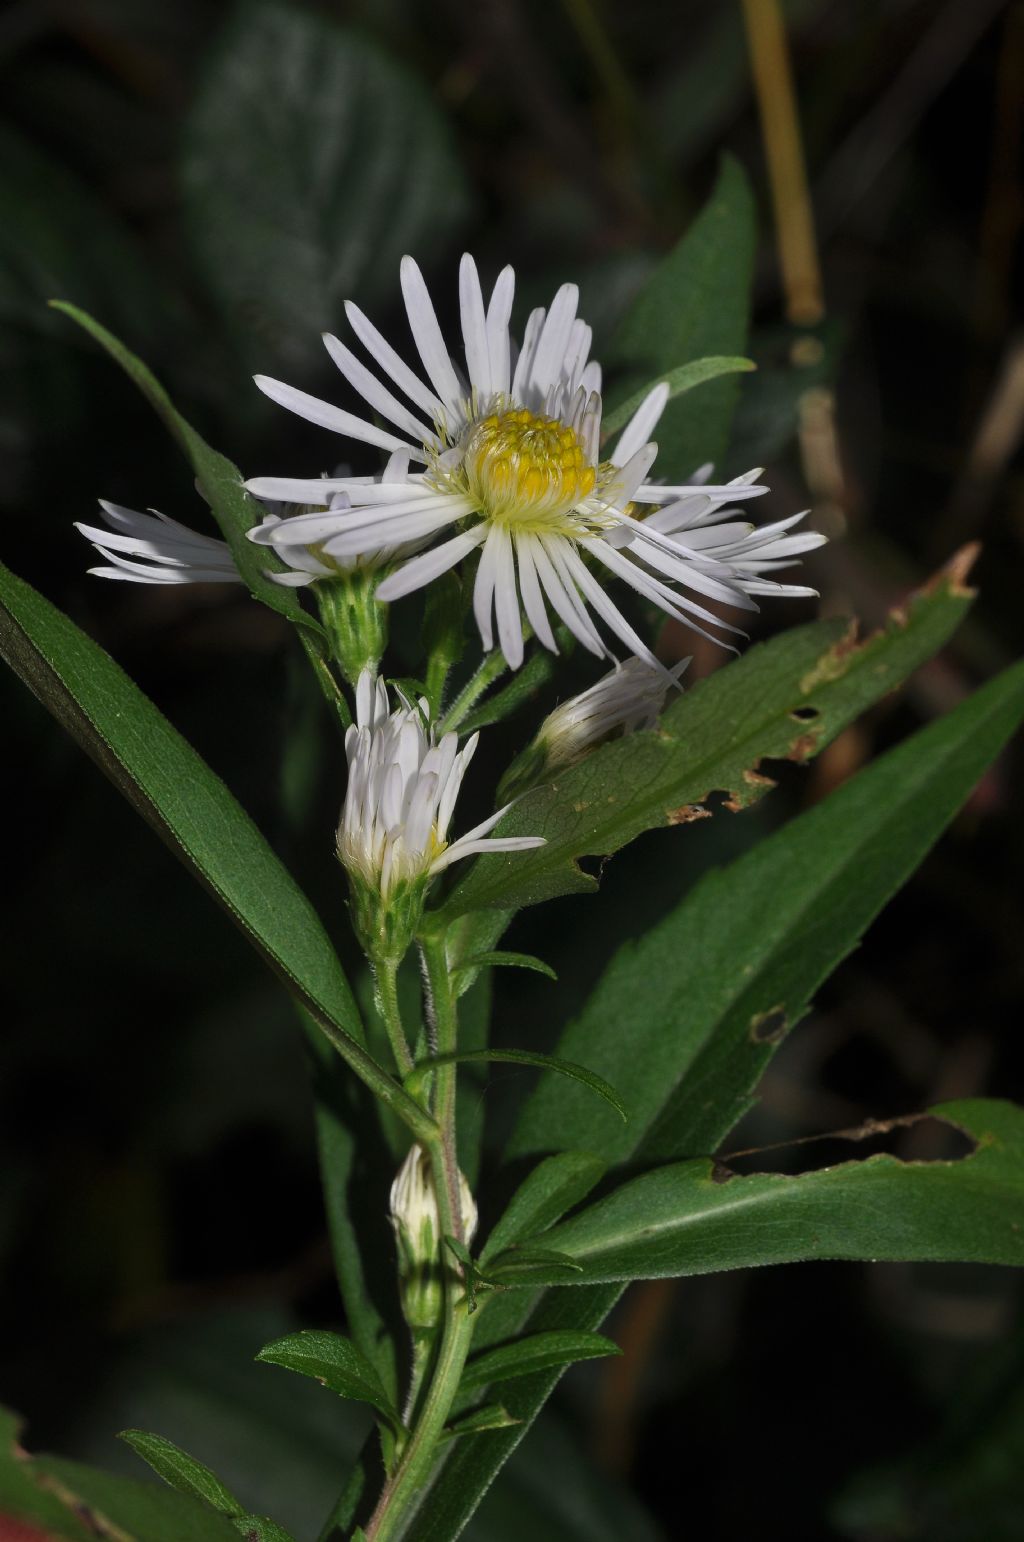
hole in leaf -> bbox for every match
[790,705,820,722]
[719,1114,976,1177]
[749,1005,788,1044]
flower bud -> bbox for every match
[389,1145,477,1331]
[499,657,688,799]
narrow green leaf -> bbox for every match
[606,155,756,478]
[256,1330,400,1426]
[50,300,320,638]
[453,951,557,982]
[182,0,471,374]
[409,1050,625,1122]
[510,652,1024,1166]
[525,1099,1024,1281]
[486,1249,585,1284]
[460,1331,620,1394]
[601,354,755,438]
[441,1406,521,1442]
[0,561,434,1142]
[435,556,977,919]
[118,1430,242,1515]
[480,1153,607,1266]
[231,1518,297,1542]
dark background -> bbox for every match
[2,1,1023,1538]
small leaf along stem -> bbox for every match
[298,629,352,730]
[436,649,508,736]
[363,932,475,1540]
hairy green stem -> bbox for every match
[364,934,472,1540]
[437,649,508,736]
[375,958,414,1076]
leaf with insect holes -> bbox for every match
[433,556,978,920]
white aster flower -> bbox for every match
[339,671,544,957]
[74,501,244,585]
[247,450,431,581]
[539,656,690,770]
[75,499,337,589]
[245,254,826,670]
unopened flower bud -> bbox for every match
[500,657,689,799]
[389,1144,477,1331]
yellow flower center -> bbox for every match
[463,408,597,533]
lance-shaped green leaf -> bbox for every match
[510,650,1024,1167]
[0,560,435,1142]
[600,354,755,438]
[605,155,755,478]
[407,1050,626,1122]
[452,952,557,983]
[480,1153,607,1266]
[51,301,322,641]
[441,1406,521,1443]
[485,1249,585,1285]
[516,1099,1024,1282]
[119,1431,243,1515]
[256,1331,401,1427]
[118,1431,296,1542]
[460,1331,621,1394]
[436,552,978,919]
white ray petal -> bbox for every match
[344,300,445,420]
[375,526,487,602]
[514,535,558,652]
[459,253,491,399]
[485,265,515,397]
[611,382,670,467]
[511,306,545,400]
[472,524,504,651]
[254,376,411,454]
[322,333,437,444]
[400,255,464,413]
[526,283,579,399]
[493,525,524,668]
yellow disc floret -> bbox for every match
[463,407,597,533]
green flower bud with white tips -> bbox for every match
[390,1144,477,1332]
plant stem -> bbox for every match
[437,650,508,736]
[364,933,472,1540]
[376,958,414,1077]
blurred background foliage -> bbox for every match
[1,0,1023,1537]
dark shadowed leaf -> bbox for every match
[182,0,471,373]
[606,156,756,479]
